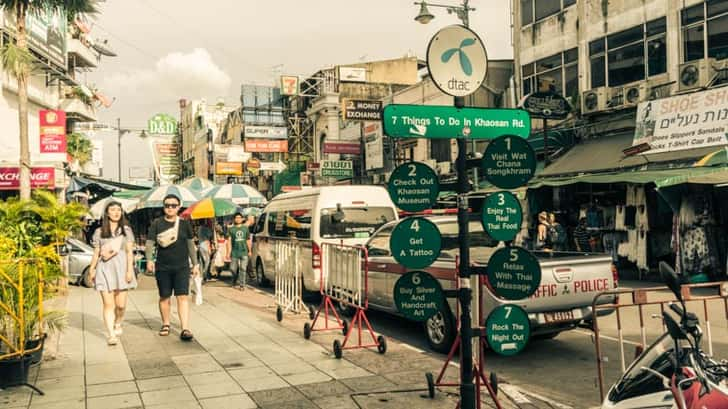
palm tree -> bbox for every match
[66,132,92,166]
[0,1,97,200]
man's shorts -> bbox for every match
[155,268,190,298]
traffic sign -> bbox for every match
[485,246,541,300]
[393,271,444,322]
[481,191,522,242]
[485,304,530,356]
[427,25,488,98]
[388,162,439,212]
[390,217,441,270]
[482,135,537,189]
[382,105,530,140]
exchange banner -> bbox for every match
[244,125,288,139]
[215,161,243,175]
[0,167,55,190]
[633,88,728,154]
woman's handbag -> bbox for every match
[100,235,125,262]
[156,217,180,248]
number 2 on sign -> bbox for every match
[410,219,420,232]
[408,164,417,177]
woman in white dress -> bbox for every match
[88,201,137,345]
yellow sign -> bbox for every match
[280,75,299,96]
[216,161,243,175]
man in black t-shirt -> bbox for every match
[146,194,200,341]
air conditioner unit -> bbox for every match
[581,87,608,114]
[612,82,649,108]
[679,58,716,92]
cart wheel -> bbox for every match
[425,372,436,399]
[276,306,283,322]
[333,340,343,359]
[490,372,498,396]
[377,335,387,354]
[308,305,316,320]
[303,322,312,340]
[341,319,349,336]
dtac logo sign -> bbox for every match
[427,25,488,98]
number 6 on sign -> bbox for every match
[412,273,421,285]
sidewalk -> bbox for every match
[1,276,560,409]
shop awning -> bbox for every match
[655,166,728,188]
[531,167,725,188]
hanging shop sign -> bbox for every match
[339,66,367,83]
[323,142,361,155]
[484,246,541,301]
[427,25,488,97]
[387,162,439,213]
[147,113,178,135]
[215,161,243,176]
[245,139,288,153]
[390,217,441,270]
[280,75,299,96]
[481,191,523,242]
[151,141,180,185]
[244,125,288,139]
[633,88,728,154]
[342,99,382,121]
[518,91,572,120]
[393,271,444,322]
[485,304,531,356]
[39,109,67,153]
[0,167,55,190]
[321,160,353,178]
[364,122,384,170]
[482,135,537,189]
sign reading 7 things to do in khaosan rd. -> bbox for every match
[481,191,523,242]
[482,134,537,190]
[388,162,439,212]
[390,217,441,270]
[393,271,444,322]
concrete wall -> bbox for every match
[341,57,420,86]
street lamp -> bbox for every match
[413,1,475,27]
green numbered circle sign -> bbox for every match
[393,271,444,322]
[390,217,441,269]
[388,162,439,212]
[485,246,541,300]
[486,304,530,356]
[482,135,536,189]
[481,191,523,242]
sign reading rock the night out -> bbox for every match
[387,162,439,212]
[486,304,531,356]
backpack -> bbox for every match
[548,224,567,245]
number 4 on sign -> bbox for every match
[410,219,420,232]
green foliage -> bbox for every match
[0,42,33,78]
[67,132,93,165]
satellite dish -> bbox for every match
[92,39,117,57]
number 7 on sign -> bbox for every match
[504,306,512,319]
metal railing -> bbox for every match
[273,239,307,321]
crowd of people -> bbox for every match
[534,211,592,253]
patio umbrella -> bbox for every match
[240,207,262,217]
[693,147,728,167]
[204,184,267,206]
[137,185,200,209]
[89,196,140,219]
[180,198,240,220]
[180,177,216,192]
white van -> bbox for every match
[250,185,399,292]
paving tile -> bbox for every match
[184,370,233,386]
[382,370,431,387]
[171,353,223,374]
[0,388,32,408]
[136,375,187,392]
[140,386,195,406]
[296,380,353,399]
[86,392,143,409]
[228,366,276,382]
[198,393,257,409]
[321,366,372,380]
[282,370,332,386]
[249,386,306,406]
[261,401,317,409]
[146,402,202,409]
[236,374,289,392]
[86,362,134,385]
[86,380,138,397]
[128,358,181,379]
[190,380,243,399]
[35,375,84,391]
[26,386,84,405]
[28,397,85,409]
[339,375,396,393]
[35,365,84,380]
[312,395,359,409]
[269,360,317,376]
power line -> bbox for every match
[90,21,160,63]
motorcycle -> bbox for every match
[601,262,728,409]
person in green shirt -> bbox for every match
[227,212,251,290]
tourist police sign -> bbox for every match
[485,304,530,356]
[387,162,439,212]
[482,135,537,190]
[382,105,530,140]
[485,246,541,301]
[482,191,522,242]
[393,271,444,322]
[427,25,488,98]
[390,217,441,270]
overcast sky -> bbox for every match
[83,0,512,182]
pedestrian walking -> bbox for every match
[211,224,227,279]
[227,212,251,290]
[88,201,137,346]
[197,222,213,282]
[145,194,200,341]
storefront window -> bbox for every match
[708,14,728,59]
[521,0,574,26]
[681,1,728,61]
[609,43,645,86]
[535,0,561,22]
[521,48,577,97]
[648,37,668,76]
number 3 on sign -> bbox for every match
[498,193,505,206]
[410,219,420,232]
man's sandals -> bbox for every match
[159,325,194,341]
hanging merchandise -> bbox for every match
[615,205,626,231]
[636,228,648,271]
[624,206,637,229]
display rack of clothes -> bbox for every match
[672,189,721,278]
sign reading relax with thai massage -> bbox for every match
[633,88,728,154]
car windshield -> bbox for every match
[608,334,676,402]
[320,207,396,239]
[438,220,499,262]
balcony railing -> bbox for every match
[66,37,98,68]
[60,97,97,122]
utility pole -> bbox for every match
[117,118,122,182]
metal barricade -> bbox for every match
[305,243,385,359]
[273,239,307,322]
[592,281,728,401]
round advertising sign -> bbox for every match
[482,135,537,190]
[427,25,488,98]
[485,246,541,300]
[390,217,441,270]
[393,271,444,322]
[388,162,439,212]
[481,191,523,242]
[485,304,530,356]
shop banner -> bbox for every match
[364,122,384,170]
[151,142,180,185]
[245,139,288,153]
[321,160,353,178]
[2,8,67,67]
[216,161,243,175]
[323,142,361,155]
[0,167,55,190]
[342,99,382,120]
[39,110,66,153]
[244,125,287,139]
[633,88,728,154]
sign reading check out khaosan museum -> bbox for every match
[633,87,728,154]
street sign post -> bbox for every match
[485,304,530,356]
[393,271,444,322]
[484,246,541,301]
[390,217,441,270]
[481,191,522,242]
[387,162,439,212]
[382,105,530,139]
[427,25,488,98]
[482,134,537,189]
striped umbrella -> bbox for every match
[137,185,200,209]
[89,196,140,219]
[180,177,216,192]
[694,147,728,167]
[180,198,240,220]
[204,184,267,206]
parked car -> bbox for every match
[363,215,619,353]
[65,238,94,287]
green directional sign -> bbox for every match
[485,246,541,300]
[486,304,530,356]
[393,271,444,322]
[482,191,522,242]
[382,105,530,140]
[388,162,439,212]
[390,217,441,269]
[482,134,537,189]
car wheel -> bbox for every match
[424,308,456,353]
[256,260,271,287]
[81,267,94,288]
